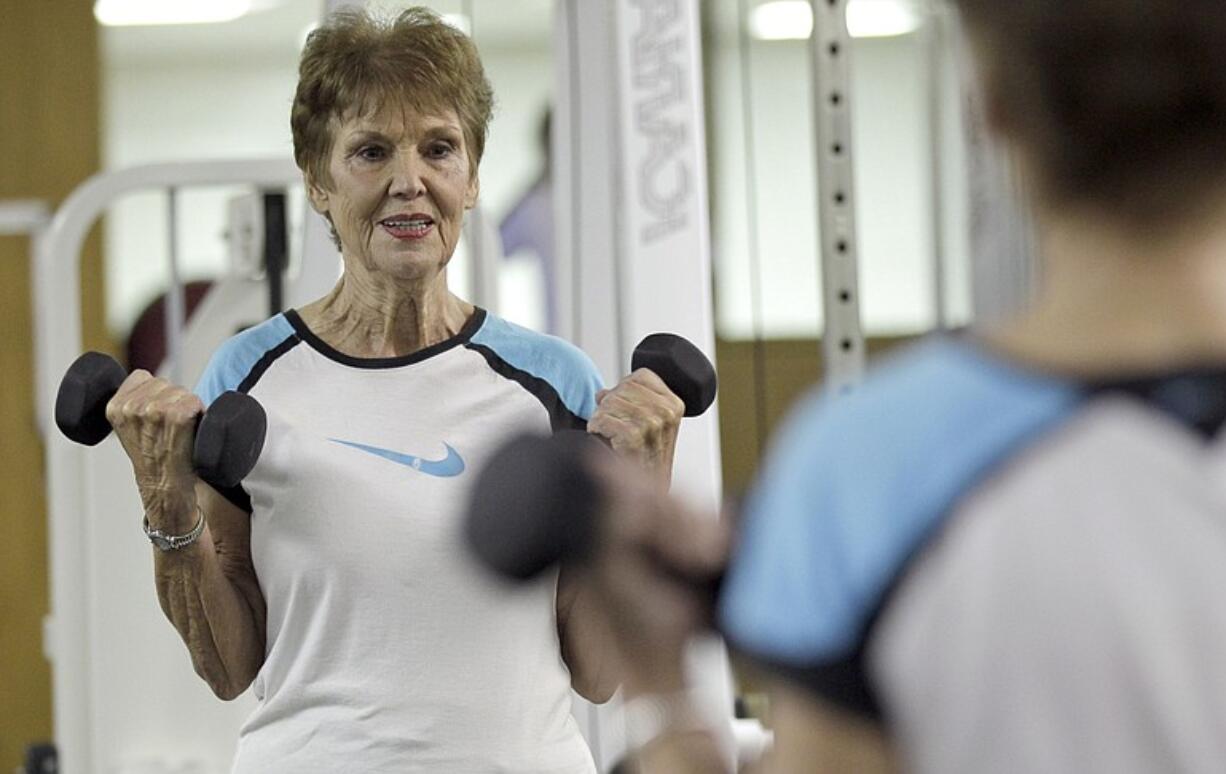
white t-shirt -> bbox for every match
[195,307,603,774]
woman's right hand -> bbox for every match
[108,375,267,698]
[105,370,206,525]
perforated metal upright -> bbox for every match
[809,0,866,391]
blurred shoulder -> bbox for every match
[717,336,1082,696]
[776,336,1078,468]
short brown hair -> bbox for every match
[958,0,1226,229]
[291,6,494,188]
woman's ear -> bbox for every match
[465,174,480,210]
[306,174,331,215]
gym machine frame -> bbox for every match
[36,159,302,774]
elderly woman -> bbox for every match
[104,7,684,773]
[581,0,1226,773]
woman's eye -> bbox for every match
[357,146,385,161]
[428,142,454,158]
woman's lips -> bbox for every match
[380,217,434,240]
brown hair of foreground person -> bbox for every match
[960,0,1226,231]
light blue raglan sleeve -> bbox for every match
[551,340,604,423]
[192,315,296,405]
[468,314,605,425]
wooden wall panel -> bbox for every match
[715,336,917,496]
[0,0,105,769]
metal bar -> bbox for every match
[554,0,583,344]
[458,0,499,312]
[735,0,770,459]
[166,187,186,384]
[264,191,288,316]
[609,0,630,371]
[924,5,949,330]
[0,199,50,235]
[810,0,865,392]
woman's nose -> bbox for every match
[388,155,426,199]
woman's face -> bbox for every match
[308,102,479,284]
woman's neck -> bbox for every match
[297,271,474,359]
[989,206,1226,377]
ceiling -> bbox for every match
[102,0,557,67]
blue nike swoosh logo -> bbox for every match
[329,439,466,478]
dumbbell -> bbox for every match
[466,333,718,581]
[628,333,718,418]
[465,430,726,613]
[54,351,267,489]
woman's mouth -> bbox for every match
[380,215,434,240]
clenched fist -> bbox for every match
[587,368,685,486]
[106,370,204,528]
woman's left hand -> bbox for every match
[587,368,686,487]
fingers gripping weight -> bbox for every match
[54,351,267,489]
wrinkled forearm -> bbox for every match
[150,490,265,700]
[154,538,264,699]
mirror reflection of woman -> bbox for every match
[105,8,686,772]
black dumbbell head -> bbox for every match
[55,351,128,446]
[193,391,267,489]
[466,431,605,581]
[632,333,718,417]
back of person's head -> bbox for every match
[955,0,1226,231]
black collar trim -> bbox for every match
[283,307,487,369]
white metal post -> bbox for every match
[166,188,186,385]
[923,4,950,330]
[555,0,736,768]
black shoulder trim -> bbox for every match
[1087,369,1226,440]
[237,333,301,394]
[726,635,882,721]
[465,342,588,432]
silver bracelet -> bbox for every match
[143,505,206,551]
